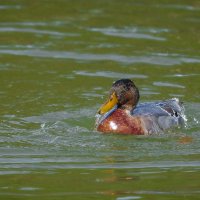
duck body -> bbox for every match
[96,79,186,135]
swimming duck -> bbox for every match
[95,79,186,135]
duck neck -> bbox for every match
[120,104,135,112]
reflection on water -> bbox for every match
[0,0,200,199]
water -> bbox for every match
[0,0,200,199]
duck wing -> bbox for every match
[131,98,186,133]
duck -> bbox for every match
[95,79,186,135]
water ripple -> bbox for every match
[1,161,200,170]
[0,27,78,37]
[89,27,167,41]
[0,5,21,10]
[0,49,200,66]
[73,70,147,79]
[0,21,70,27]
[153,81,185,88]
[23,108,94,123]
[155,4,200,11]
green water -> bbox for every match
[0,0,200,199]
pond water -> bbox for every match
[0,0,200,199]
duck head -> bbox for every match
[98,79,140,115]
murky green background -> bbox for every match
[0,0,200,199]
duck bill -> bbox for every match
[98,92,118,115]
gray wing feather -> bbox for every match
[132,98,185,133]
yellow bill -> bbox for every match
[98,92,118,115]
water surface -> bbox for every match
[0,0,200,199]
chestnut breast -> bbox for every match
[97,109,144,135]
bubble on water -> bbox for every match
[41,123,46,129]
[193,117,199,124]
